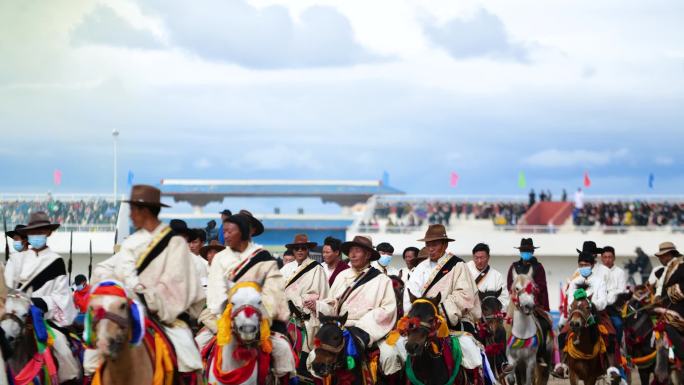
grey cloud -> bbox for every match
[70,5,162,49]
[424,8,530,62]
[138,0,380,68]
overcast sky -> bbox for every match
[1,0,683,197]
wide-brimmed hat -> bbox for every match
[576,241,603,255]
[200,244,225,260]
[417,224,454,243]
[239,209,264,237]
[515,238,539,252]
[169,219,194,239]
[285,233,317,250]
[655,241,681,257]
[123,184,170,208]
[6,224,27,238]
[341,235,381,261]
[18,212,60,233]
[578,251,596,264]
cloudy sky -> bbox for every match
[1,0,683,198]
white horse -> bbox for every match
[506,272,552,385]
[207,281,274,385]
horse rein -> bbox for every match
[90,307,130,330]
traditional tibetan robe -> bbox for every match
[466,260,510,308]
[206,241,295,376]
[192,253,209,294]
[404,254,482,326]
[282,259,329,352]
[93,222,205,372]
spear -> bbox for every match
[88,239,93,282]
[3,210,8,262]
[68,230,73,283]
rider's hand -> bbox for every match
[303,300,316,312]
[667,284,684,302]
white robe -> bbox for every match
[192,253,209,294]
[466,261,510,309]
[560,268,608,327]
[602,264,628,306]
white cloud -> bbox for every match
[655,156,674,166]
[227,145,323,171]
[522,148,629,168]
[71,5,162,49]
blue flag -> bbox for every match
[382,170,389,186]
[127,170,134,186]
[648,173,654,189]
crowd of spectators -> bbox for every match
[573,201,684,227]
[0,198,120,226]
[373,200,528,227]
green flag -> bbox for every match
[518,171,527,189]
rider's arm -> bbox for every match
[496,273,511,309]
[353,276,397,345]
[441,262,480,323]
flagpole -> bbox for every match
[113,129,119,200]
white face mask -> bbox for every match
[378,254,392,267]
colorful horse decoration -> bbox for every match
[565,288,607,385]
[203,281,275,385]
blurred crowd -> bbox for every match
[0,198,120,225]
[573,201,684,227]
[373,200,528,227]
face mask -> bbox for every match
[579,266,592,278]
[13,240,24,252]
[378,254,392,267]
[28,235,48,249]
[76,284,86,291]
[520,251,533,261]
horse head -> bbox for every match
[85,281,145,360]
[0,289,32,348]
[479,289,504,336]
[623,285,653,339]
[510,272,537,315]
[568,285,595,332]
[224,281,265,346]
[311,312,348,377]
[404,290,443,357]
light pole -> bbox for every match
[112,129,119,200]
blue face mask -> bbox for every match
[13,240,24,252]
[76,284,86,291]
[378,254,392,267]
[520,251,533,261]
[579,266,592,278]
[28,234,47,249]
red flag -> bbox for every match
[583,171,591,188]
[53,169,62,186]
[450,172,459,187]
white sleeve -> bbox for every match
[592,277,608,311]
[4,254,18,288]
[497,274,510,309]
[403,265,424,314]
[207,253,229,316]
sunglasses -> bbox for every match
[293,246,309,251]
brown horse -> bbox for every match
[566,295,605,385]
[477,289,507,381]
[623,285,657,385]
[310,313,368,385]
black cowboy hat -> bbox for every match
[6,224,27,238]
[514,238,539,252]
[576,241,603,255]
[200,244,225,260]
[578,251,596,264]
[169,219,194,239]
[341,235,381,261]
[238,209,264,237]
[285,234,317,250]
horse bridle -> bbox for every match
[315,320,348,374]
[231,304,263,345]
[1,293,32,330]
[568,298,595,328]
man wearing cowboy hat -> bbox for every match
[199,243,225,266]
[648,241,682,297]
[402,224,484,372]
[206,212,295,380]
[467,243,510,308]
[653,242,684,360]
[4,212,80,383]
[91,185,205,379]
[281,234,329,367]
[506,238,550,311]
[5,224,29,254]
[305,235,399,378]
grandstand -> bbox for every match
[2,185,684,311]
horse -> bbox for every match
[506,272,552,385]
[478,289,507,381]
[85,281,157,385]
[400,291,466,385]
[206,281,275,385]
[309,312,368,385]
[565,290,606,385]
[1,289,78,385]
[623,285,657,385]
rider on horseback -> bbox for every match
[205,211,296,380]
[506,238,553,369]
[652,242,684,361]
[90,185,206,379]
[306,235,399,379]
[559,244,620,377]
[402,225,484,374]
[467,243,509,308]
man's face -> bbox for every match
[224,222,243,250]
[348,246,370,269]
[403,250,417,269]
[129,205,146,229]
[578,261,593,269]
[601,251,615,268]
[189,238,202,255]
[472,250,490,271]
[293,246,309,263]
[658,252,674,266]
[206,249,219,265]
[322,245,340,265]
[426,240,448,261]
[283,254,295,264]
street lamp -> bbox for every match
[112,129,119,200]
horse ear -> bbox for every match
[407,289,418,304]
[318,312,329,323]
[495,288,502,298]
[430,292,442,307]
[339,312,348,326]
